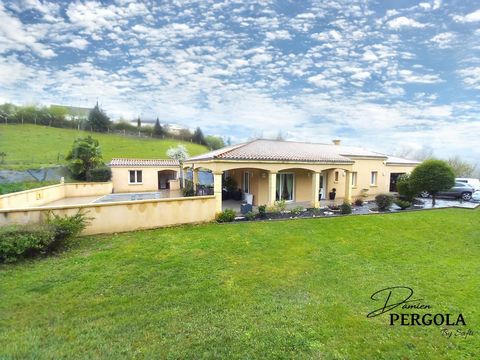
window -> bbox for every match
[129,170,143,184]
[351,172,357,187]
[370,171,378,186]
[243,171,250,193]
[334,171,339,182]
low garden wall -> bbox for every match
[0,182,113,209]
[0,195,216,235]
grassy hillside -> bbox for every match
[0,124,208,170]
[0,209,479,359]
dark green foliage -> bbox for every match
[245,211,256,220]
[205,135,225,150]
[216,209,236,222]
[137,117,141,128]
[291,206,304,216]
[87,102,111,132]
[396,174,417,201]
[354,198,364,206]
[47,211,89,242]
[0,212,89,263]
[340,202,352,214]
[395,199,411,210]
[89,166,112,182]
[66,136,104,181]
[410,160,455,206]
[258,205,267,218]
[0,225,55,263]
[375,194,394,211]
[192,127,206,145]
[153,117,165,137]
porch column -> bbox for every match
[311,172,320,208]
[344,170,352,203]
[213,172,223,213]
[268,172,277,206]
[193,167,199,194]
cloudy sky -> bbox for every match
[0,0,479,163]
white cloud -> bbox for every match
[266,30,291,40]
[308,74,341,88]
[457,67,480,89]
[398,69,442,84]
[0,3,56,58]
[453,9,480,23]
[430,32,456,49]
[387,17,428,29]
[66,38,89,50]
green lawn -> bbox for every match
[0,209,479,359]
[0,124,208,169]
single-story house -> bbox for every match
[184,139,420,213]
[109,158,180,193]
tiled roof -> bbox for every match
[109,158,179,167]
[187,139,358,163]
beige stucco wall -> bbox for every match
[188,158,417,207]
[111,166,179,193]
[0,195,216,235]
[0,182,113,210]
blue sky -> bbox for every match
[0,0,479,164]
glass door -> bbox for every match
[276,173,294,201]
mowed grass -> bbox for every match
[0,209,479,359]
[0,124,208,169]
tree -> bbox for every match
[87,102,111,132]
[446,156,476,177]
[396,174,417,201]
[192,127,206,145]
[66,136,104,181]
[205,135,225,150]
[153,117,165,137]
[137,116,141,129]
[167,145,189,188]
[409,159,455,206]
[394,146,434,161]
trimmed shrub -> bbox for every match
[354,198,364,206]
[340,202,352,214]
[291,206,304,216]
[245,211,256,220]
[0,225,55,263]
[90,166,112,182]
[395,199,411,210]
[216,209,236,222]
[47,211,89,243]
[375,194,394,211]
[396,174,416,201]
[258,205,267,218]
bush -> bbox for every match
[182,180,194,197]
[395,199,411,210]
[340,202,352,214]
[0,225,55,263]
[216,209,236,222]
[375,194,394,211]
[47,211,89,243]
[245,211,256,220]
[354,198,364,206]
[258,205,267,218]
[274,200,286,212]
[311,207,322,216]
[89,166,112,182]
[396,174,416,201]
[291,206,304,216]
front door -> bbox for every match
[276,173,294,201]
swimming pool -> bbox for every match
[94,190,181,203]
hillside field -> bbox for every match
[0,124,208,170]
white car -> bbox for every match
[456,178,480,191]
[472,191,480,202]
